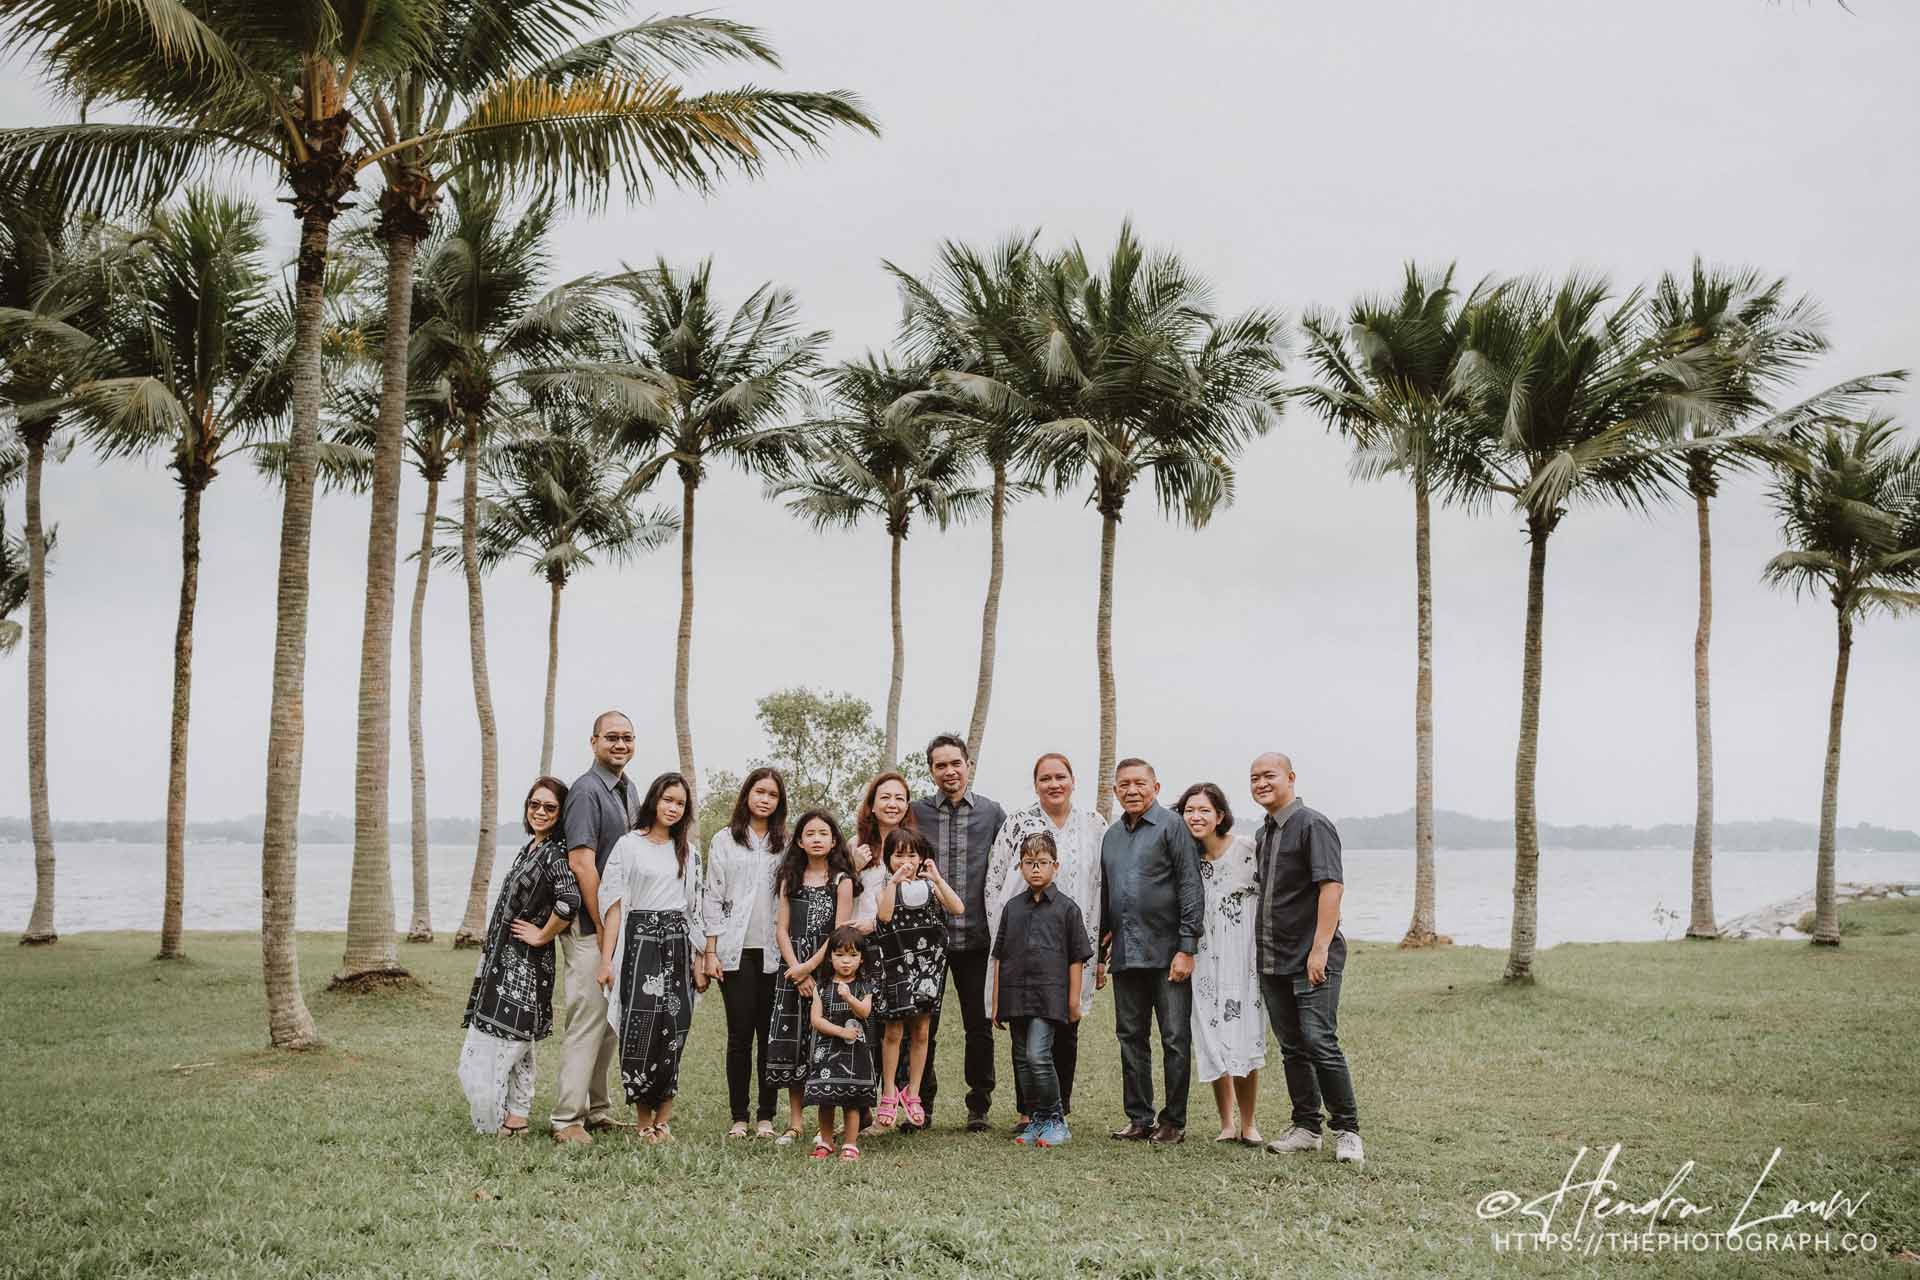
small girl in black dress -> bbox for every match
[806,925,877,1161]
[870,829,963,1131]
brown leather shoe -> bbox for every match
[1148,1122,1186,1145]
[551,1124,593,1145]
[1110,1121,1154,1141]
[583,1116,623,1134]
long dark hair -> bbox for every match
[856,770,918,854]
[727,766,789,854]
[523,775,570,837]
[635,771,694,878]
[776,809,860,898]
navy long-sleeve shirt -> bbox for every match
[1098,801,1205,969]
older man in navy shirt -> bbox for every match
[1098,757,1204,1145]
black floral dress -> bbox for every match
[462,836,581,1042]
[872,884,949,1021]
[805,977,877,1107]
[764,874,844,1087]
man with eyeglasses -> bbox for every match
[1098,757,1204,1145]
[549,710,641,1144]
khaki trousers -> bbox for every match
[549,926,617,1128]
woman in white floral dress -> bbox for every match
[1177,782,1265,1145]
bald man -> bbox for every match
[1248,753,1362,1167]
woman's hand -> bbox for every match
[692,963,709,995]
[851,843,874,872]
[785,963,807,985]
[596,958,613,991]
[705,953,726,984]
[797,976,816,1000]
[508,919,544,946]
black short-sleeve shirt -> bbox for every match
[562,762,640,937]
[1254,800,1347,976]
[992,886,1094,1023]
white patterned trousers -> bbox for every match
[458,1026,537,1133]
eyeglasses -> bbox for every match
[1019,857,1057,868]
[598,733,635,745]
[526,800,559,814]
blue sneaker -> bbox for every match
[1029,1114,1068,1147]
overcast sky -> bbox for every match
[2,0,1916,834]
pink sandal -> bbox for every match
[874,1091,900,1128]
[903,1093,926,1127]
[810,1135,834,1159]
[840,1143,860,1162]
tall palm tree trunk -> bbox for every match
[338,228,419,984]
[1686,483,1719,939]
[541,574,563,777]
[1504,522,1550,982]
[260,203,338,1048]
[19,435,55,946]
[404,475,437,943]
[454,411,499,948]
[965,461,1006,761]
[674,471,699,820]
[158,479,204,959]
[1094,509,1118,822]
[1810,613,1851,946]
[884,529,904,769]
[1402,465,1441,948]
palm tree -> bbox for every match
[0,0,440,1042]
[461,413,678,775]
[1646,260,1903,941]
[946,223,1287,818]
[610,260,829,819]
[885,232,1042,763]
[64,191,295,961]
[774,356,988,765]
[1763,420,1920,945]
[401,395,459,942]
[410,185,656,948]
[1450,274,1695,982]
[1295,263,1478,949]
[334,9,877,986]
[0,190,111,948]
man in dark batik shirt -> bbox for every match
[1249,752,1362,1168]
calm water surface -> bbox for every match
[7,842,1919,947]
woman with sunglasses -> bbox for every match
[458,776,583,1135]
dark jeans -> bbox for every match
[1111,967,1192,1130]
[1010,1019,1079,1116]
[914,948,995,1116]
[720,949,778,1122]
[1009,1017,1064,1121]
[1260,971,1359,1134]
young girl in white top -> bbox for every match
[596,771,705,1144]
[699,767,789,1138]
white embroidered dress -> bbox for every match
[1192,833,1266,1081]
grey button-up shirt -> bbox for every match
[1254,798,1347,976]
[1098,801,1205,969]
[561,761,640,937]
[912,788,1007,952]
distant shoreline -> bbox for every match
[2,806,1914,852]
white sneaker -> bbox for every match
[1333,1129,1364,1165]
[1264,1126,1323,1154]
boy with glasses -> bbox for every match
[990,832,1093,1147]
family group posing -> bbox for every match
[457,712,1364,1167]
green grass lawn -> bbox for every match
[3,897,1916,1279]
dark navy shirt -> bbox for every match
[561,761,640,937]
[1254,799,1347,976]
[912,788,1007,953]
[1098,802,1205,969]
[992,886,1094,1023]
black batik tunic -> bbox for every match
[764,875,844,1086]
[804,977,877,1108]
[462,836,581,1041]
[872,893,949,1021]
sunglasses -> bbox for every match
[526,800,560,814]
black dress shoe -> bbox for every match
[1148,1122,1186,1145]
[1110,1121,1154,1141]
[965,1110,991,1133]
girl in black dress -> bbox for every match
[870,829,963,1131]
[806,925,877,1161]
[763,810,857,1144]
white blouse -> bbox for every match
[602,830,703,1032]
[984,803,1106,1016]
[853,865,888,928]
[699,826,782,973]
